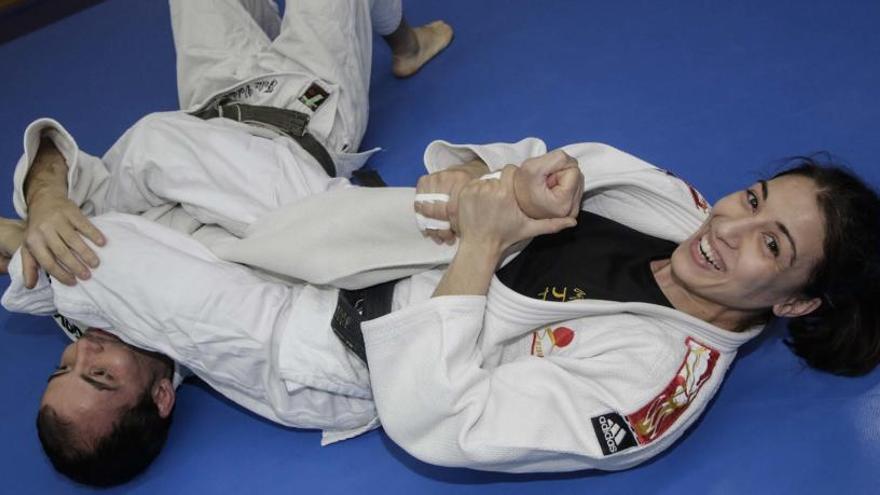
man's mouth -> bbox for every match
[83,328,120,342]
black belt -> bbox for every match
[191,102,338,178]
[331,280,396,365]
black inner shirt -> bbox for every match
[496,211,677,307]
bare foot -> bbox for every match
[0,218,24,273]
[392,20,454,78]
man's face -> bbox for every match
[41,329,158,444]
[670,174,825,314]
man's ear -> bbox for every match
[151,378,175,418]
[772,296,822,318]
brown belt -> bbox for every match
[190,101,338,178]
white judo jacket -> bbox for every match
[214,138,765,472]
[2,113,383,444]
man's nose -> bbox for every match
[75,336,104,361]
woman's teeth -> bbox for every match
[699,236,722,270]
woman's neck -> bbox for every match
[650,259,757,332]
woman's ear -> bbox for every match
[772,296,822,318]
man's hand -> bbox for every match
[414,159,489,244]
[0,218,25,274]
[20,136,105,288]
[22,194,104,288]
[513,150,584,220]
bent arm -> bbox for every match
[12,120,109,286]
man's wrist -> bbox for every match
[25,186,66,210]
[450,159,490,180]
[24,137,69,207]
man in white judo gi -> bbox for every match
[0,0,453,486]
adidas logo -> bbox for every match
[598,416,627,453]
[591,412,638,456]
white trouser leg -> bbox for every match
[267,0,402,150]
[370,0,404,36]
[170,0,282,109]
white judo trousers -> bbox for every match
[172,0,402,170]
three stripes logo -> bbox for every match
[591,413,638,455]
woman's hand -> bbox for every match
[433,165,576,297]
[414,159,489,244]
[456,165,577,254]
[513,150,584,220]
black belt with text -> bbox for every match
[331,280,396,365]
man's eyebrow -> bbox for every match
[762,180,798,265]
[81,375,118,392]
[47,369,69,383]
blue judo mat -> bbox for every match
[1,0,879,493]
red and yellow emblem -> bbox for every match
[625,337,719,444]
[530,326,575,357]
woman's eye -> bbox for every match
[747,190,759,210]
[765,235,780,257]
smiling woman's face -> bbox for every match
[670,174,826,315]
[41,329,156,444]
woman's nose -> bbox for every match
[715,217,752,249]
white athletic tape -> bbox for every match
[413,172,499,233]
[414,193,450,203]
[414,193,451,232]
[415,213,451,231]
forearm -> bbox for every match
[16,131,107,287]
[24,137,70,207]
[432,240,502,297]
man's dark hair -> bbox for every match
[773,155,880,376]
[36,388,173,487]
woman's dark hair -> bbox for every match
[774,155,880,376]
[36,388,173,487]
